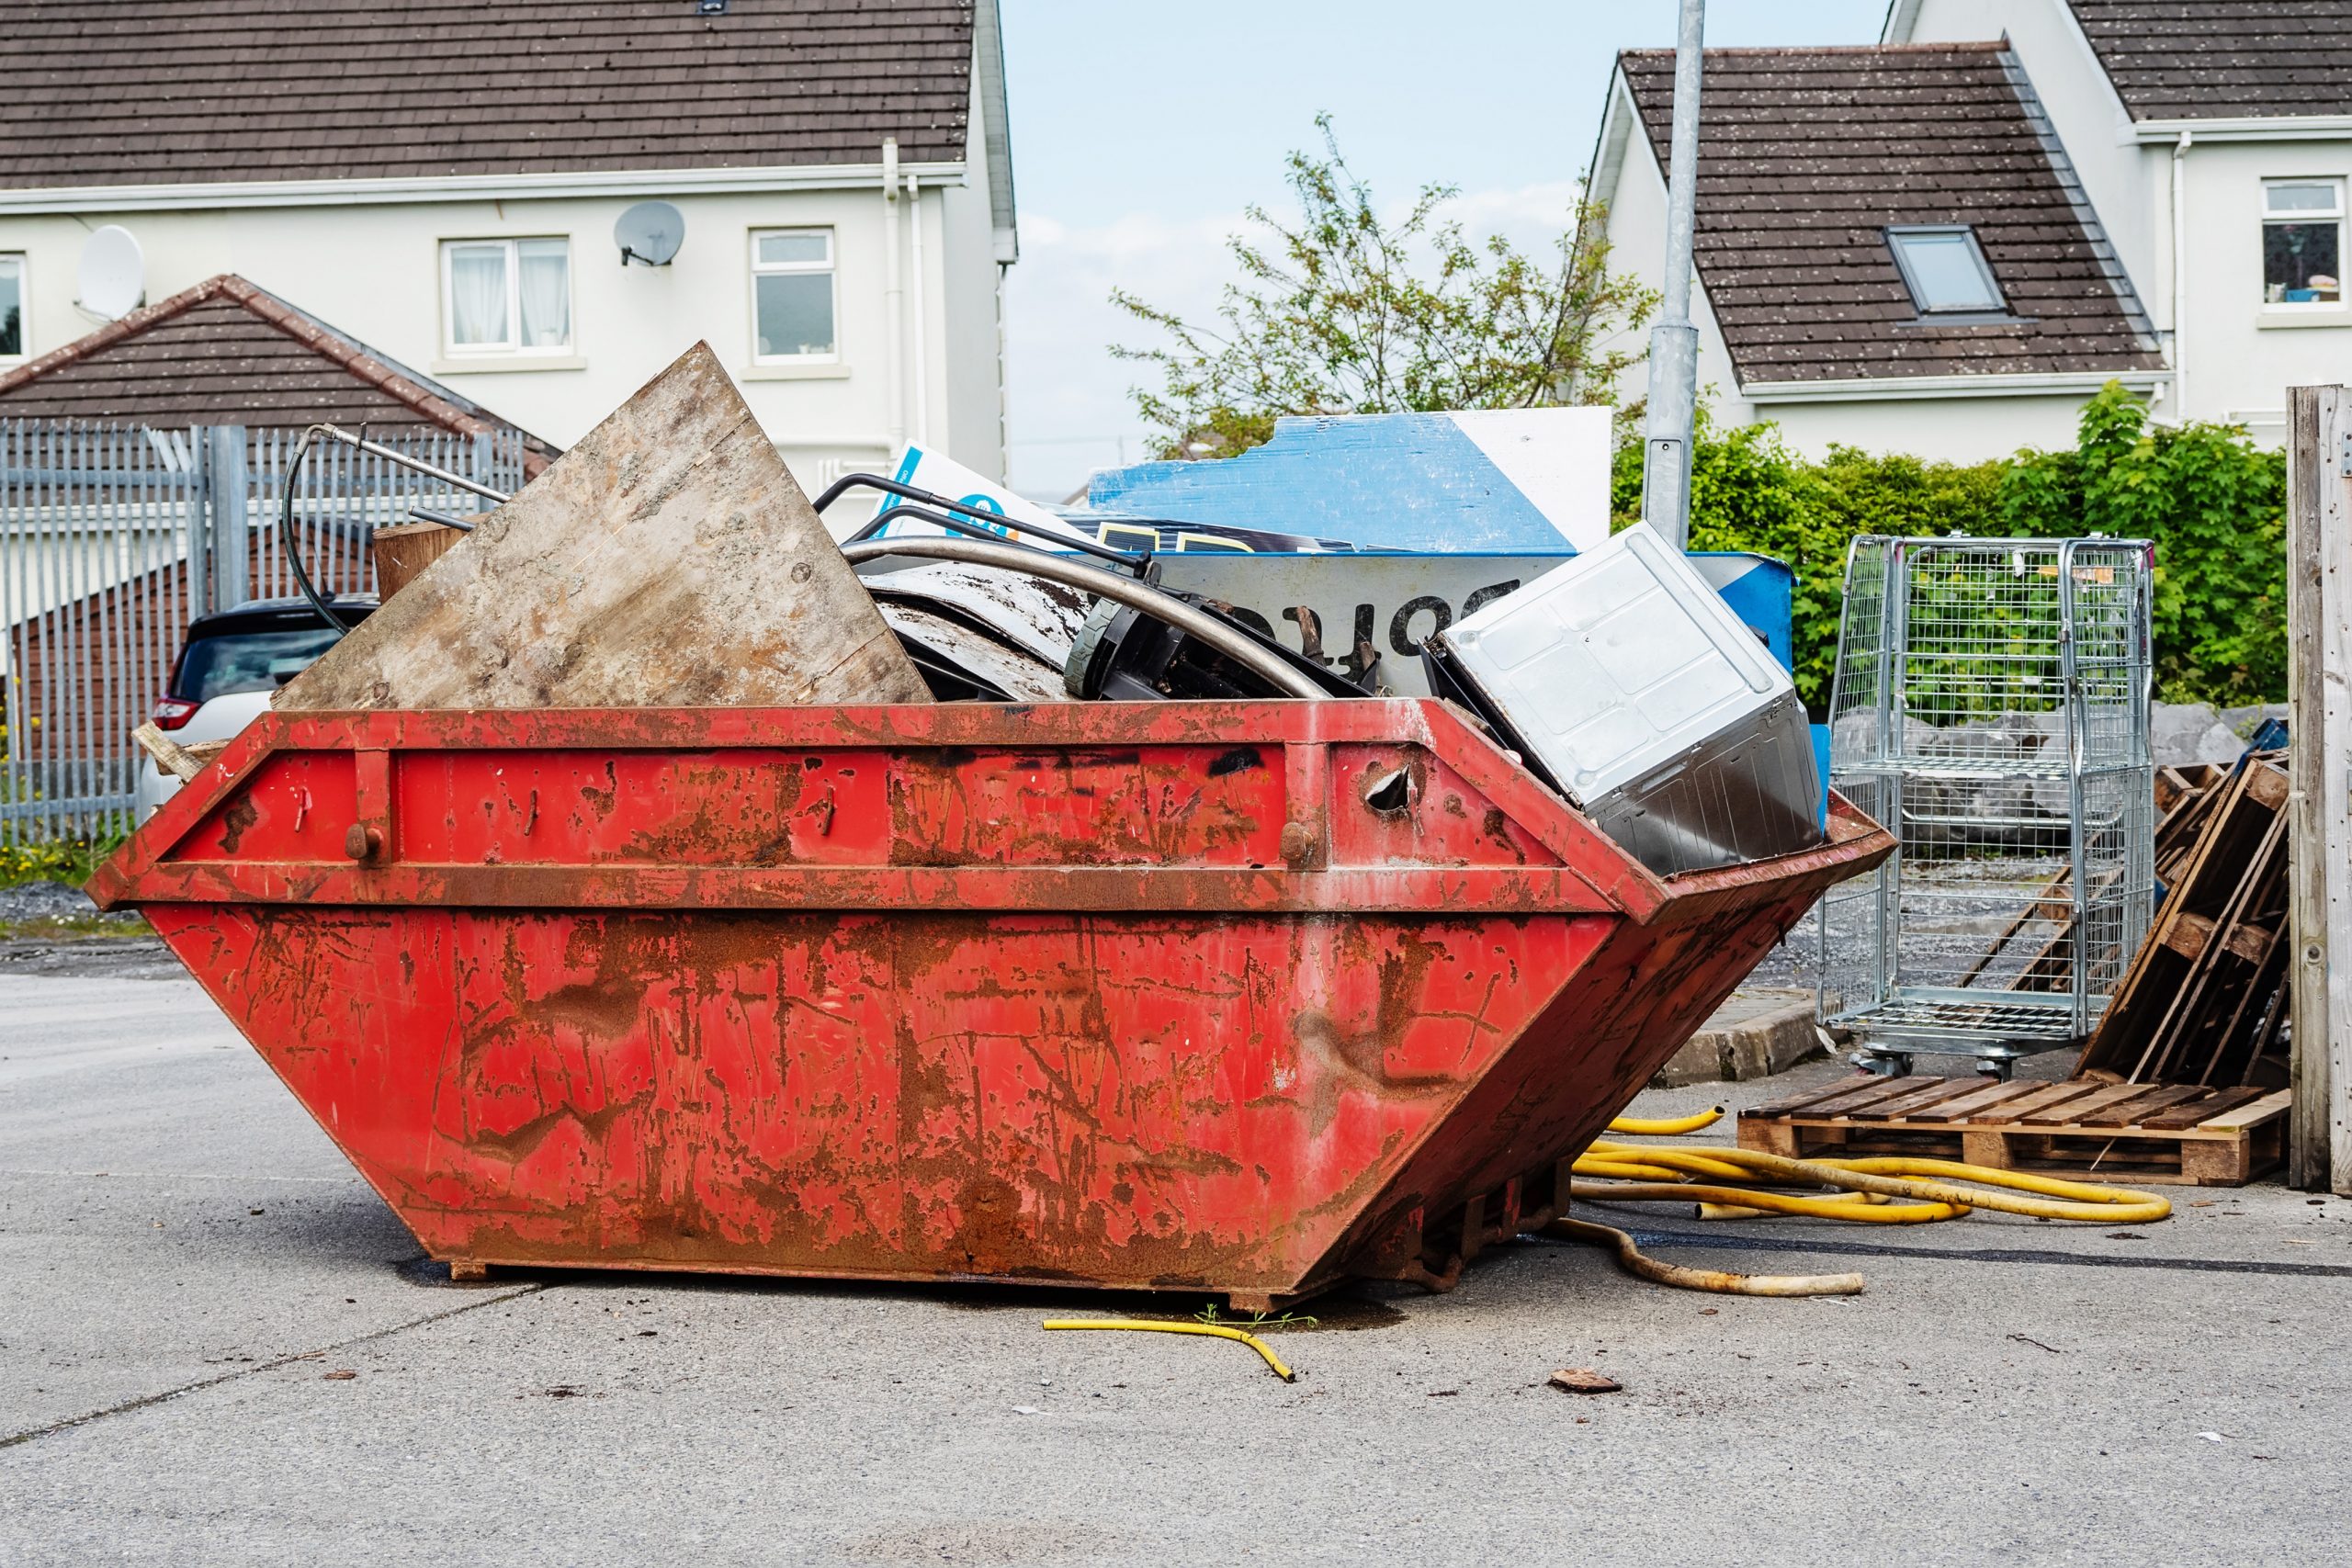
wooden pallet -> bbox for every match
[2075,753,2290,1088]
[1737,1075,2291,1186]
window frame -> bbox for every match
[0,253,26,364]
[2260,178,2346,312]
[438,236,573,357]
[748,227,841,365]
[1884,225,2011,321]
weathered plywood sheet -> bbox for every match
[278,342,928,712]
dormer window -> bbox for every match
[1886,226,2007,318]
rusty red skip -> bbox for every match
[90,697,1892,1308]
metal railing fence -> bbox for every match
[1,419,525,844]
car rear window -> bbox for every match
[173,626,342,703]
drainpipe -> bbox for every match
[2171,129,2191,422]
[1641,0,1705,550]
[883,138,906,456]
[907,173,929,448]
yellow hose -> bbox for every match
[1580,1142,1749,1175]
[1568,1179,1962,1224]
[1696,1191,1895,1221]
[1577,1141,2171,1224]
[1550,1099,2170,1296]
[1041,1318,1296,1382]
[1606,1106,1724,1135]
[1684,1148,2170,1224]
[1548,1217,1864,1297]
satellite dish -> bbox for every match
[78,225,145,320]
[615,201,685,266]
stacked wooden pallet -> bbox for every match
[1738,1074,2290,1185]
[2075,751,2290,1089]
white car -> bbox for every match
[135,595,375,824]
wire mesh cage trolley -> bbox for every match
[1817,536,2154,1075]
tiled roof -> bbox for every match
[1617,43,2164,387]
[2068,1,2352,120]
[0,0,976,189]
[0,274,558,467]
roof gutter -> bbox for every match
[0,161,968,217]
[2125,115,2352,144]
[1740,369,2172,405]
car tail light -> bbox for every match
[151,696,201,730]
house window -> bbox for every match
[2263,181,2344,306]
[441,238,571,354]
[1886,226,2006,316]
[751,230,837,361]
[0,255,23,360]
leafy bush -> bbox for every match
[1999,387,2287,705]
[1612,384,2287,712]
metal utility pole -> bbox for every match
[1641,0,1705,550]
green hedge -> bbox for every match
[1609,383,2288,714]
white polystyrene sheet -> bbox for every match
[1445,408,1613,552]
[1442,524,1794,802]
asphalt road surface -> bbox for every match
[3,966,2348,1567]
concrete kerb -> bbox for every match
[1651,987,1831,1088]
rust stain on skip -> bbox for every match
[96,698,1893,1303]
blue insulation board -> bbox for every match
[1088,413,1590,553]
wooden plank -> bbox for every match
[1951,1079,2112,1126]
[1757,1075,1931,1121]
[2181,1138,2255,1185]
[2163,911,2215,962]
[2154,766,2195,816]
[1765,1120,2267,1186]
[370,519,463,602]
[1901,1079,2045,1124]
[2288,386,2352,1192]
[2018,1082,2155,1126]
[1958,1129,2013,1168]
[277,342,929,715]
[1745,1079,1871,1118]
[2065,1085,2210,1129]
[2198,1087,2296,1134]
[1845,1077,1999,1122]
[2139,1086,2268,1132]
[2245,762,2290,812]
[2222,921,2276,966]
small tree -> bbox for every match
[1113,116,1657,458]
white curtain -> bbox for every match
[517,241,569,348]
[448,246,508,347]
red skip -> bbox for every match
[92,698,1890,1308]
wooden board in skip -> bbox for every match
[277,341,929,712]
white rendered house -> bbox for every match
[1587,0,2352,458]
[0,0,1019,495]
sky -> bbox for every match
[997,0,1890,499]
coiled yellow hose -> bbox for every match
[1579,1141,2173,1224]
[1554,1104,2174,1295]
